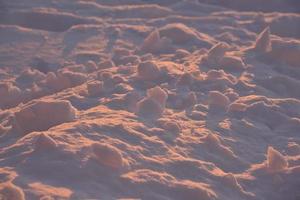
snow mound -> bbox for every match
[267,146,288,172]
[15,100,76,135]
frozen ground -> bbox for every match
[0,0,300,199]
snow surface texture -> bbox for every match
[0,0,300,199]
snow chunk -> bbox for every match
[254,27,272,53]
[91,143,124,170]
[0,82,22,109]
[267,146,288,172]
[208,42,229,60]
[15,100,76,135]
[176,73,195,88]
[136,98,164,119]
[41,70,87,92]
[203,42,246,71]
[208,91,230,109]
[98,59,115,69]
[140,29,172,54]
[124,91,141,112]
[204,133,236,158]
[34,133,57,151]
[204,133,221,147]
[87,81,104,97]
[175,49,190,59]
[141,29,160,52]
[137,61,161,81]
[16,68,46,85]
[220,55,246,71]
[157,119,182,136]
[202,42,229,66]
[137,86,168,119]
[182,92,197,108]
[59,70,87,87]
[146,86,168,108]
[227,102,248,113]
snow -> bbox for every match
[0,0,299,199]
